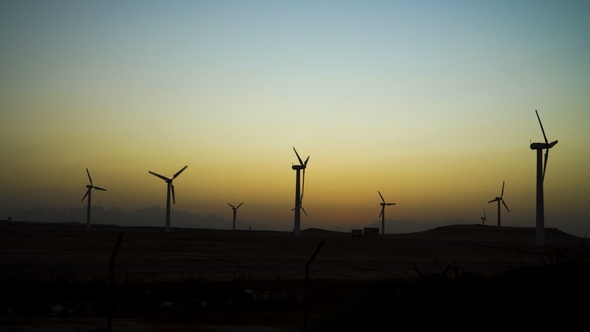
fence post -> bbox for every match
[108,232,124,332]
[304,240,325,332]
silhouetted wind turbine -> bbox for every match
[488,181,510,227]
[292,147,309,237]
[148,165,187,232]
[530,110,558,245]
[227,202,243,231]
[81,168,106,230]
[481,207,487,225]
[378,191,396,235]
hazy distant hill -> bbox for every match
[0,206,268,230]
[0,207,488,234]
[2,207,587,237]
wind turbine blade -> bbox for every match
[304,156,309,167]
[228,203,235,209]
[171,183,176,205]
[301,206,308,216]
[81,188,90,202]
[94,186,107,191]
[301,168,306,202]
[237,202,243,209]
[535,110,549,144]
[483,208,486,218]
[387,203,396,206]
[173,165,188,179]
[379,207,384,218]
[501,181,505,198]
[293,147,304,165]
[543,149,549,181]
[502,199,510,213]
[378,191,385,203]
[86,168,93,185]
[149,171,169,181]
[488,199,496,204]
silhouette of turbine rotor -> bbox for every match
[148,165,187,232]
[81,168,106,230]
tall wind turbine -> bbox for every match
[481,208,487,225]
[292,147,309,237]
[227,202,243,231]
[378,191,396,235]
[148,165,187,232]
[530,110,558,245]
[488,181,510,227]
[81,168,106,230]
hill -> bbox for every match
[386,224,582,244]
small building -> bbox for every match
[351,229,363,238]
[363,227,380,238]
[1,217,13,227]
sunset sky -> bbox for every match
[1,1,589,235]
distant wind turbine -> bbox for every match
[488,181,510,227]
[227,202,243,231]
[148,165,187,232]
[481,207,487,225]
[378,191,396,235]
[292,147,309,236]
[530,110,558,246]
[81,168,106,230]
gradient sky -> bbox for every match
[1,1,589,235]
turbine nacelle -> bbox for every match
[530,140,558,150]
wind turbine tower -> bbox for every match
[148,165,187,232]
[481,208,487,225]
[81,168,106,230]
[530,110,558,246]
[292,147,309,237]
[488,181,510,227]
[227,202,243,231]
[378,191,396,235]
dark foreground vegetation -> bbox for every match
[2,247,589,331]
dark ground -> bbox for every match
[1,222,588,331]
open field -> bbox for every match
[1,222,588,331]
[0,222,584,281]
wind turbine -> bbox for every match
[378,191,396,235]
[148,165,187,232]
[227,202,243,231]
[488,181,510,227]
[530,110,558,245]
[481,207,487,225]
[292,147,309,237]
[81,168,106,230]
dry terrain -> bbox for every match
[1,222,587,331]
